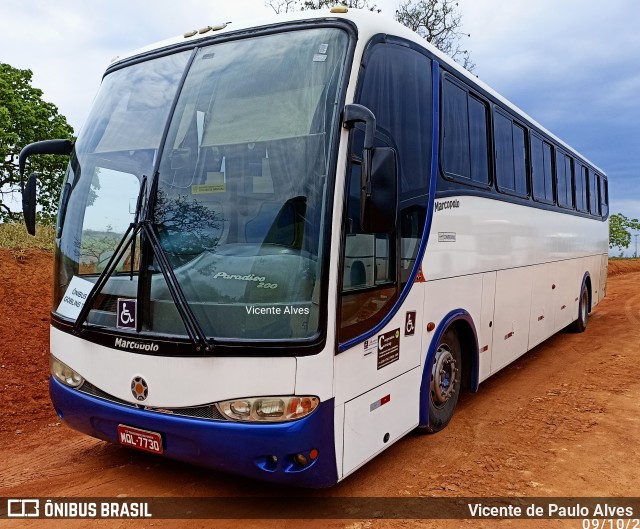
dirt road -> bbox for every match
[2,250,639,528]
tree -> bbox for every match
[395,0,474,71]
[0,63,74,224]
[266,0,379,12]
[609,213,640,253]
[265,0,473,70]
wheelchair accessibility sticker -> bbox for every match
[117,298,137,329]
[405,311,416,337]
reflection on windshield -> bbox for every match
[54,27,348,344]
[54,50,191,300]
[152,29,348,340]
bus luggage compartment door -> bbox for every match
[341,367,421,477]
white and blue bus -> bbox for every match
[20,8,608,487]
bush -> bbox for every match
[0,222,55,250]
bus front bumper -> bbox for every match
[50,376,338,488]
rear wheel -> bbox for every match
[570,283,589,333]
[420,327,462,434]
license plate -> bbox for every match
[117,424,163,455]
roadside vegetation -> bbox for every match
[0,222,54,251]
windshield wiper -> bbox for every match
[73,175,213,353]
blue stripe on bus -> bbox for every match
[418,309,479,428]
[50,377,338,488]
[339,59,441,353]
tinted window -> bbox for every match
[442,79,490,186]
[340,43,432,343]
[543,143,554,202]
[532,134,554,203]
[513,124,528,195]
[556,151,574,208]
[359,44,432,197]
[495,112,515,192]
[442,79,470,180]
[576,165,588,212]
[588,171,599,215]
[600,176,609,217]
[469,95,490,185]
[495,110,528,197]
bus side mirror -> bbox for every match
[343,105,398,234]
[361,147,397,233]
[22,173,37,236]
[18,139,73,236]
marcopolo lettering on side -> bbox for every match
[434,199,460,212]
[114,337,160,352]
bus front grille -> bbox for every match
[76,381,227,421]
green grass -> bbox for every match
[0,222,55,251]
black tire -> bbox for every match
[419,327,462,434]
[569,282,589,333]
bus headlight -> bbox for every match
[50,356,84,388]
[217,396,319,422]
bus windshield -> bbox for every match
[55,27,349,343]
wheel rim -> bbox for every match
[431,344,458,408]
[581,288,588,323]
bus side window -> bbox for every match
[531,133,554,204]
[588,170,599,215]
[340,161,397,337]
[442,77,490,187]
[556,150,574,209]
[575,165,588,212]
[599,176,609,217]
[339,42,432,344]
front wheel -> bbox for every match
[419,328,462,434]
[569,283,589,333]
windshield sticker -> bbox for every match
[313,54,328,62]
[377,329,400,370]
[192,183,225,194]
[117,299,137,329]
[318,44,328,54]
[56,276,95,320]
[192,172,225,194]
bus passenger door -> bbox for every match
[335,41,434,477]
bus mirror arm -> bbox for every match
[343,105,376,194]
[18,139,74,179]
[18,139,73,236]
[342,104,376,150]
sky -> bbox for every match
[1,0,639,251]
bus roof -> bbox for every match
[110,8,605,176]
